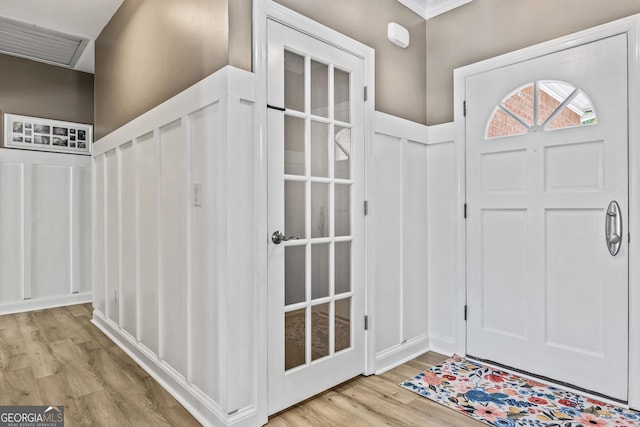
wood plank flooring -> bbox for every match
[0,303,199,427]
[0,304,480,426]
[269,352,483,427]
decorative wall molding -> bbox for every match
[425,0,473,20]
[427,121,454,145]
[0,292,91,316]
[374,333,430,374]
[92,65,257,426]
[396,0,427,19]
[396,0,473,20]
[424,122,458,360]
[0,148,91,315]
[429,333,456,357]
[370,111,429,373]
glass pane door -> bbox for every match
[283,49,354,371]
[267,18,366,415]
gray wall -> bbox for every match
[275,0,426,125]
[0,54,94,146]
[95,0,426,137]
[94,0,252,140]
[426,0,640,125]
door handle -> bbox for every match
[605,201,622,256]
[271,230,299,244]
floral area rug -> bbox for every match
[400,355,640,426]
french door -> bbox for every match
[266,19,366,414]
[465,34,629,400]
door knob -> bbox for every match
[271,231,299,244]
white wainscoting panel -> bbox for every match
[426,122,457,355]
[92,66,257,427]
[0,149,91,314]
[371,112,430,373]
[119,141,137,337]
[0,161,23,303]
[136,131,160,355]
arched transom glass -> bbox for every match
[486,80,596,139]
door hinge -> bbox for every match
[464,305,468,321]
[364,200,369,216]
[463,100,467,117]
[464,203,467,219]
[364,86,368,102]
[364,315,369,331]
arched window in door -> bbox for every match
[486,80,596,139]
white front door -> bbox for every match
[466,34,629,400]
[266,19,366,414]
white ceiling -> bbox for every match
[0,0,124,74]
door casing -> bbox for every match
[253,0,376,423]
[454,16,640,410]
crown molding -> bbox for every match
[396,0,473,20]
[425,0,473,20]
[396,0,427,19]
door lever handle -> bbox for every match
[605,201,622,256]
[271,230,300,244]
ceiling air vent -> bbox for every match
[0,16,88,68]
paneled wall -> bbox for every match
[0,149,91,314]
[370,112,429,372]
[92,66,256,427]
[426,123,457,355]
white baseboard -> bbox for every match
[0,292,92,316]
[429,334,456,357]
[91,311,257,427]
[374,334,430,374]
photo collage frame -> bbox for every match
[4,113,92,155]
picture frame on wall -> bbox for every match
[3,113,92,155]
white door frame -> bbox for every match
[253,0,376,422]
[453,14,640,409]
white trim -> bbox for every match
[454,13,640,410]
[21,163,32,301]
[374,333,430,374]
[427,122,454,145]
[375,111,429,144]
[253,1,375,422]
[0,292,91,316]
[91,313,257,427]
[396,0,427,19]
[425,0,473,20]
[626,18,640,412]
[395,0,473,20]
[429,334,456,357]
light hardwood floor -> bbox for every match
[0,304,480,426]
[269,352,483,427]
[0,303,199,426]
